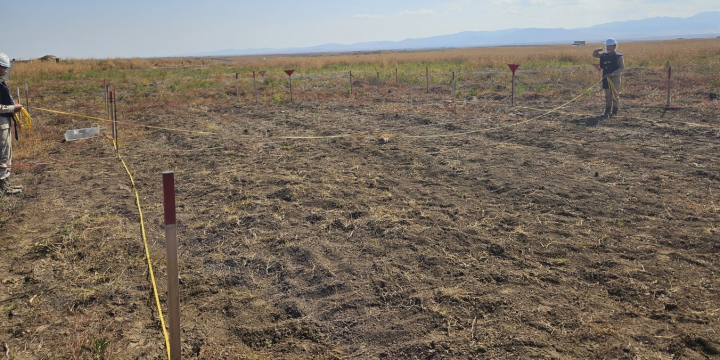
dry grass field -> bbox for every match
[2,39,720,359]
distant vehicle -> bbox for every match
[573,41,586,46]
[40,55,61,62]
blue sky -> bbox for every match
[5,0,720,59]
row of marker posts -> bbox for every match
[232,64,679,109]
[17,64,676,114]
[236,66,519,103]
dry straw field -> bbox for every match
[2,39,720,359]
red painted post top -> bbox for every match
[668,66,672,78]
[507,64,520,74]
[284,70,295,76]
[163,171,176,226]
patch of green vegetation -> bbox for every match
[81,335,112,360]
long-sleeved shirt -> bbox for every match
[0,104,14,114]
[592,49,625,78]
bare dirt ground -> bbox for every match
[2,78,720,359]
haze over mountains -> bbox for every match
[183,11,720,57]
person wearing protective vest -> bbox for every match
[0,52,24,195]
[592,38,625,117]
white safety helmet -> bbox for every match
[0,52,10,80]
[0,52,10,68]
[605,38,618,46]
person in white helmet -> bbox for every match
[0,52,24,195]
[592,38,625,117]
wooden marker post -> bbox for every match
[24,83,29,112]
[252,71,257,105]
[426,66,429,93]
[349,71,353,96]
[114,91,120,150]
[452,71,456,99]
[666,66,672,108]
[284,70,295,103]
[114,91,119,151]
[507,64,520,107]
[377,72,380,94]
[162,171,181,360]
[395,67,398,87]
[236,72,240,99]
[259,71,266,103]
[104,80,110,121]
[109,91,117,150]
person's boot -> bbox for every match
[602,106,611,118]
[0,179,23,195]
[611,106,618,116]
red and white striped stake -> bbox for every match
[162,171,181,360]
[666,66,672,108]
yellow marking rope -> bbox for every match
[607,76,621,101]
[403,78,603,139]
[35,107,218,135]
[114,145,172,360]
[13,108,33,135]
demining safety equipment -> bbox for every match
[0,52,10,81]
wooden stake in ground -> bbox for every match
[163,171,181,360]
[110,91,117,151]
[113,91,119,151]
[349,71,353,96]
[104,79,110,121]
[252,71,257,105]
[452,71,456,99]
[284,70,295,103]
[507,64,520,107]
[666,66,672,108]
[377,72,380,94]
[24,83,29,112]
[426,66,429,93]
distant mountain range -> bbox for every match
[181,11,720,57]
